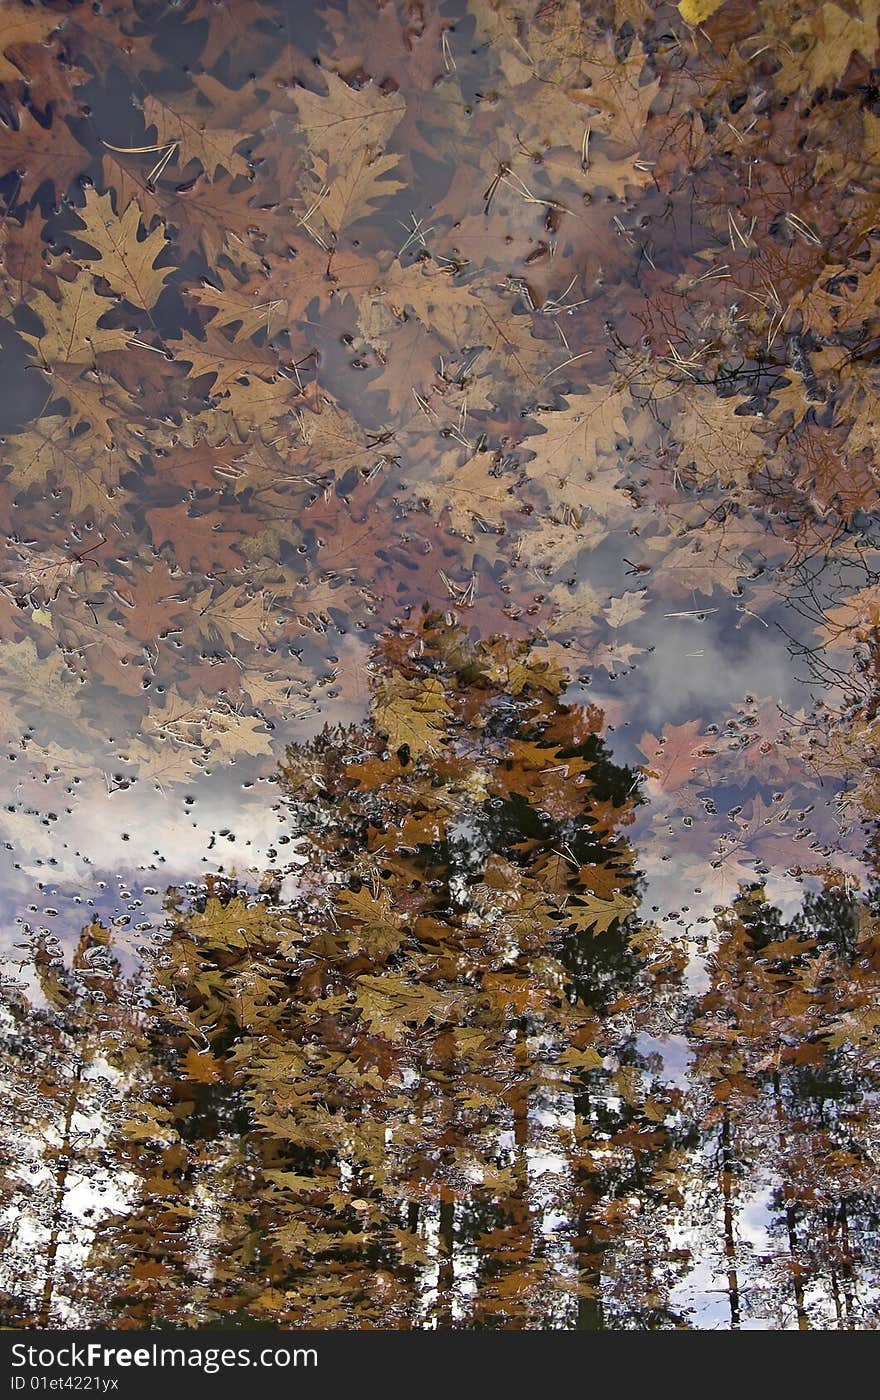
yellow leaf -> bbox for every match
[678,0,725,22]
[184,1047,222,1083]
[557,1045,604,1070]
[372,671,452,757]
[565,889,637,935]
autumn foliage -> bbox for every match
[2,0,880,1331]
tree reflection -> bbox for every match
[0,923,143,1326]
[3,616,879,1328]
[87,613,687,1328]
[686,883,880,1329]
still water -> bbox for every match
[1,0,878,1329]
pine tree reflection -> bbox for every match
[84,614,688,1328]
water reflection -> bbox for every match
[3,616,879,1329]
[1,0,879,1330]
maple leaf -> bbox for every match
[75,191,172,311]
[548,577,604,635]
[795,1,880,90]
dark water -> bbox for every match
[1,0,879,1329]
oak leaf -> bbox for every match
[21,276,128,367]
[564,889,638,935]
[355,974,455,1034]
[0,106,89,202]
[638,720,714,793]
[523,385,634,522]
[335,886,406,955]
[372,671,452,757]
[419,447,517,533]
[191,584,275,649]
[142,94,252,182]
[2,416,122,516]
[0,5,62,85]
[292,74,406,241]
[204,710,274,760]
[76,191,172,311]
[671,388,765,487]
